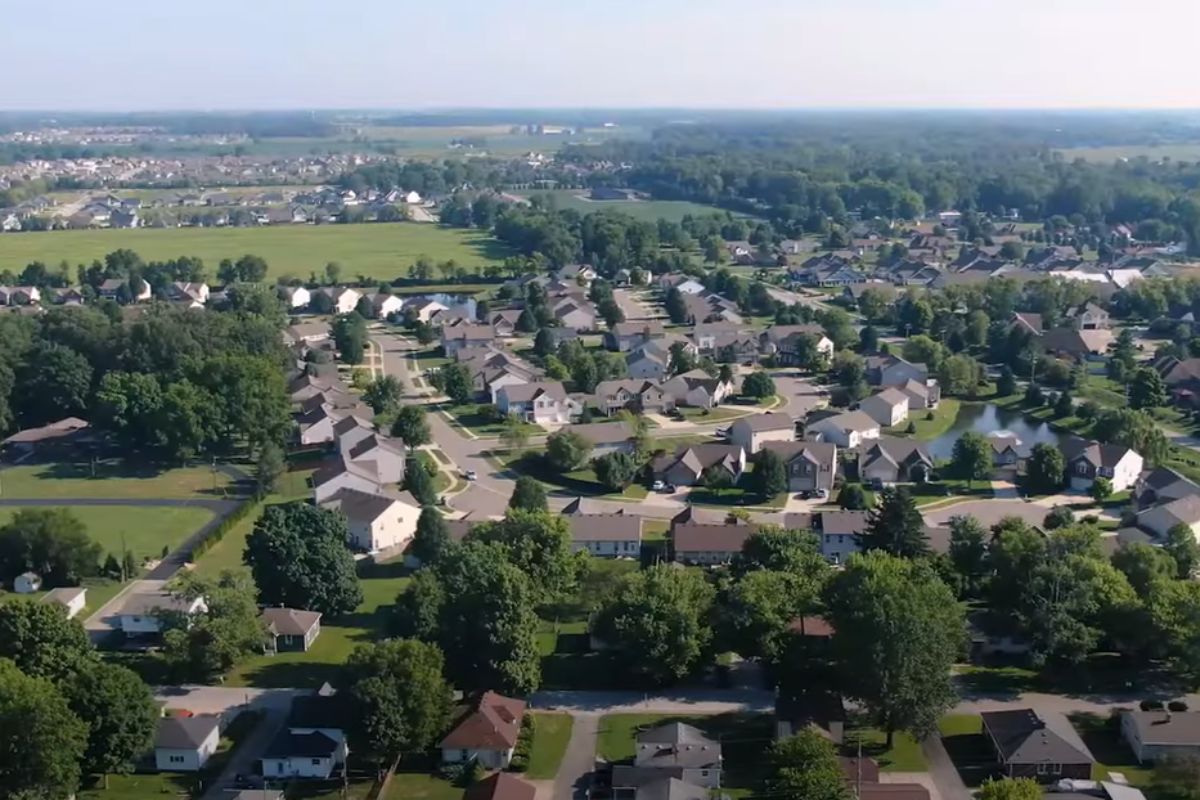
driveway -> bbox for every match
[554,713,600,800]
[531,689,775,715]
[154,686,301,715]
[198,709,286,800]
[922,737,967,800]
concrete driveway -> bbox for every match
[922,498,1048,529]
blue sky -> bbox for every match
[1,0,1195,110]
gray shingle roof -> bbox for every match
[156,715,220,750]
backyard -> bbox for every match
[0,504,214,565]
[0,459,238,499]
[0,223,507,282]
[1069,712,1155,785]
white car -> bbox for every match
[463,469,478,481]
[652,480,666,491]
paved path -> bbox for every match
[199,709,285,800]
[554,713,600,800]
[154,685,301,715]
[922,737,967,800]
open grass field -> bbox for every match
[516,189,741,224]
[0,504,213,564]
[1057,143,1200,164]
[0,459,236,500]
[0,223,507,281]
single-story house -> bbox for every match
[1121,709,1200,764]
[729,413,796,454]
[441,691,526,770]
[117,591,208,635]
[652,443,746,487]
[572,421,637,456]
[1,416,91,455]
[1136,495,1200,539]
[612,722,722,790]
[261,607,323,653]
[568,513,643,558]
[42,586,87,619]
[155,715,221,772]
[980,709,1094,781]
[672,519,755,565]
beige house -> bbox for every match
[859,388,910,427]
[728,413,795,454]
[805,411,880,449]
[323,488,421,553]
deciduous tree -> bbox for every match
[0,659,87,800]
[391,405,431,447]
[764,729,853,800]
[62,661,158,781]
[508,476,548,513]
[0,598,96,683]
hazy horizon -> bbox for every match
[2,0,1196,112]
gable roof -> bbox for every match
[499,381,568,404]
[261,607,322,637]
[569,513,643,543]
[732,412,795,434]
[1122,710,1200,746]
[263,729,339,759]
[464,773,537,800]
[859,437,933,469]
[287,693,346,729]
[156,715,220,750]
[635,722,721,769]
[818,510,869,536]
[672,521,754,554]
[1061,437,1136,469]
[441,691,526,751]
[981,709,1093,765]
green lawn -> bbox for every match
[1069,713,1155,785]
[0,223,507,281]
[500,450,647,500]
[223,556,410,688]
[953,663,1040,697]
[77,772,197,799]
[676,405,754,423]
[525,712,574,779]
[440,404,543,438]
[688,485,786,510]
[380,772,459,800]
[0,504,213,565]
[0,460,238,500]
[887,398,961,440]
[1056,143,1200,163]
[190,471,314,578]
[937,714,996,787]
[289,779,376,800]
[844,727,928,772]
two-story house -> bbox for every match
[611,722,723,793]
[729,413,796,454]
[859,387,910,428]
[495,381,578,425]
[760,441,838,495]
[858,437,934,485]
[1062,438,1143,493]
[442,324,496,357]
[593,379,675,416]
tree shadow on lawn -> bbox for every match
[509,452,611,496]
[34,459,246,497]
[941,732,1000,788]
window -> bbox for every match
[311,758,322,766]
[1037,762,1048,774]
[169,755,184,764]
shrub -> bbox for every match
[1168,700,1189,712]
[1140,699,1164,711]
[509,715,535,772]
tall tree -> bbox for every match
[244,503,363,616]
[161,570,266,681]
[0,599,96,683]
[546,430,591,471]
[412,507,452,566]
[948,515,989,598]
[342,639,452,763]
[1026,443,1066,494]
[404,460,438,506]
[391,406,431,447]
[1129,367,1168,410]
[764,729,853,800]
[254,441,286,495]
[508,476,548,513]
[951,432,994,488]
[0,508,102,588]
[62,661,158,783]
[978,778,1042,800]
[860,486,928,558]
[826,552,964,745]
[466,510,576,602]
[752,448,788,500]
[363,375,403,414]
[0,659,87,800]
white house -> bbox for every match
[323,488,421,553]
[13,571,41,594]
[729,413,796,454]
[567,514,643,558]
[1062,439,1143,493]
[1121,710,1200,764]
[441,692,526,770]
[42,587,87,619]
[804,411,880,449]
[116,591,208,635]
[155,716,221,772]
[262,693,349,780]
[312,460,385,505]
[495,381,576,425]
[371,293,406,319]
[279,285,311,309]
[323,286,362,315]
[859,388,910,428]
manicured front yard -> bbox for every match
[676,405,754,423]
[0,459,238,499]
[500,450,647,500]
[1069,712,1155,785]
[380,772,459,800]
[440,403,543,438]
[887,398,961,440]
[688,485,785,510]
[525,712,574,779]
[843,727,927,772]
[0,505,214,565]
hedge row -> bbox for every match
[188,495,262,561]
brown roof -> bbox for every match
[568,514,643,543]
[2,417,89,445]
[839,757,881,785]
[857,784,930,800]
[261,607,322,637]
[672,522,754,555]
[818,510,869,536]
[788,615,835,638]
[463,773,536,800]
[441,691,526,750]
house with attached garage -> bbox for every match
[567,513,643,558]
[311,457,397,504]
[261,607,322,653]
[155,715,221,772]
[552,298,596,331]
[662,369,733,409]
[442,323,497,357]
[278,285,311,309]
[729,413,796,454]
[371,292,405,319]
[859,387,910,427]
[593,379,675,416]
[691,321,745,354]
[262,691,350,780]
[1121,709,1200,763]
[441,691,526,769]
[496,381,578,425]
[611,722,723,792]
[607,321,666,352]
[760,441,838,495]
[319,286,362,315]
[805,410,880,449]
[1135,495,1200,540]
[321,488,421,553]
[671,518,755,566]
[760,325,834,365]
[712,332,762,364]
[116,590,208,636]
[865,355,928,388]
[1062,438,1143,493]
[1065,301,1110,330]
[858,437,934,485]
[895,377,941,411]
[980,708,1094,781]
[573,421,637,456]
[652,443,746,488]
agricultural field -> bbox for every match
[515,189,743,224]
[0,223,507,282]
[1056,143,1200,164]
[350,123,643,157]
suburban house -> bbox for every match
[557,263,598,285]
[692,322,745,353]
[662,369,734,409]
[552,298,596,331]
[865,355,928,387]
[1040,328,1114,362]
[729,413,796,454]
[495,381,578,425]
[116,591,208,636]
[760,441,838,495]
[278,285,311,309]
[815,510,868,565]
[441,691,526,769]
[859,387,911,427]
[322,488,421,553]
[712,332,763,364]
[672,519,754,565]
[285,321,332,346]
[262,692,349,780]
[626,345,671,381]
[652,443,746,487]
[567,513,643,558]
[371,292,405,319]
[1121,709,1200,763]
[442,324,496,357]
[857,437,934,486]
[1010,312,1045,337]
[895,377,942,411]
[155,715,221,772]
[573,421,637,456]
[760,325,835,365]
[312,458,394,505]
[1135,466,1200,508]
[42,587,87,619]
[611,722,723,792]
[1062,438,1143,493]
[607,321,666,352]
[1,416,91,456]
[1135,495,1200,539]
[261,607,323,653]
[170,281,210,306]
[805,411,880,449]
[405,297,450,323]
[593,379,675,416]
[464,773,537,800]
[321,286,362,314]
[988,434,1026,471]
[1065,302,1110,330]
[341,434,407,484]
[1154,356,1200,405]
[980,709,1094,781]
[488,310,522,337]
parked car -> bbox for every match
[815,488,829,499]
[463,469,478,481]
[652,480,666,492]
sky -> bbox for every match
[1,0,1197,111]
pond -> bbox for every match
[925,403,1071,461]
[423,293,477,316]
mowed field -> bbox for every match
[516,189,744,223]
[0,505,213,563]
[1057,143,1200,163]
[0,223,508,281]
